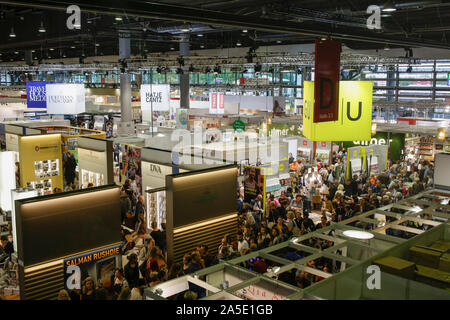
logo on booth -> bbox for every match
[321,142,327,147]
[149,164,162,174]
[303,140,308,146]
[35,146,40,152]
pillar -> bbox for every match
[179,35,190,109]
[118,30,134,135]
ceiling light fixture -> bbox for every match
[384,43,390,50]
[200,44,205,49]
[71,46,76,49]
[9,27,16,38]
[236,40,242,47]
[276,40,282,44]
[197,33,203,37]
[95,43,100,47]
[14,51,18,54]
[38,21,46,33]
[170,46,175,50]
[115,16,123,21]
[342,230,374,240]
[242,29,248,33]
[180,23,190,32]
[382,0,397,12]
[49,48,54,51]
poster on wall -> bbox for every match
[243,166,264,205]
[146,188,166,230]
[121,145,142,198]
[64,244,121,291]
[140,84,170,112]
[46,83,86,115]
[26,81,49,109]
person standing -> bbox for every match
[120,187,132,222]
[150,220,164,251]
[124,253,140,289]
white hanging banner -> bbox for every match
[209,92,218,114]
[140,84,170,112]
[217,92,225,114]
[46,83,85,114]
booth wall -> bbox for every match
[19,134,63,191]
[166,166,238,264]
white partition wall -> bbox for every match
[11,188,38,252]
[77,137,114,188]
[435,152,450,191]
[0,151,16,212]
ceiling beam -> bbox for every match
[3,0,450,49]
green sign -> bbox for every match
[262,123,303,137]
[233,120,246,132]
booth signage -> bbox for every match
[209,92,218,114]
[64,244,121,290]
[303,81,373,141]
[46,83,86,115]
[313,39,341,123]
[5,133,19,152]
[140,84,170,111]
[218,92,225,114]
[26,81,49,109]
[233,120,246,132]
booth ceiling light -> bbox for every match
[9,27,16,38]
[382,1,397,12]
[342,230,374,240]
[180,23,190,32]
[38,21,46,33]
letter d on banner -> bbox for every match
[314,39,341,123]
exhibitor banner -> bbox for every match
[140,84,170,112]
[26,81,50,109]
[46,83,85,114]
[303,81,373,141]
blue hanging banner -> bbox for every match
[26,81,48,108]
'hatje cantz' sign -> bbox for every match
[140,84,170,112]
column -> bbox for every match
[118,30,134,135]
[179,34,190,109]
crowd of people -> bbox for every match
[2,145,431,300]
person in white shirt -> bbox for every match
[237,232,249,254]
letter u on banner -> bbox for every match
[314,39,341,123]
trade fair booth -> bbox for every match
[346,144,388,179]
[165,165,238,265]
[13,185,122,300]
[77,136,114,189]
[18,134,63,195]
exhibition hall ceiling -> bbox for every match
[1,0,450,61]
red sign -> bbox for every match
[303,140,308,146]
[218,93,225,114]
[314,39,341,123]
[321,142,327,147]
[210,92,218,113]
